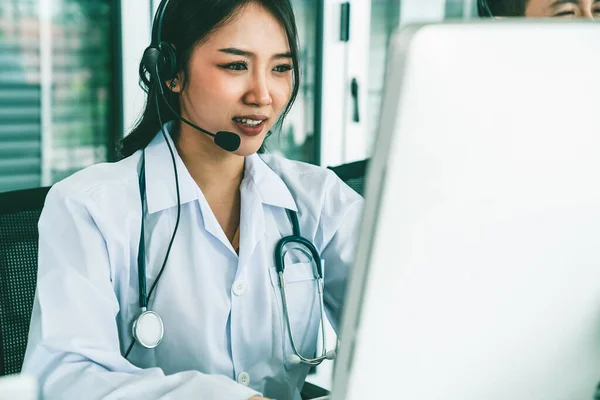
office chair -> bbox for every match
[328,159,369,197]
[0,187,50,376]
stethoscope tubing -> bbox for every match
[279,271,329,365]
[275,208,332,366]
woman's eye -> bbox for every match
[554,10,575,16]
[221,62,247,71]
[273,64,293,73]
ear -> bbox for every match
[167,73,183,93]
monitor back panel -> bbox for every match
[332,21,600,400]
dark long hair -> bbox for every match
[477,0,528,17]
[118,0,301,159]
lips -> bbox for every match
[232,115,268,137]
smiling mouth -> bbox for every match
[232,117,265,127]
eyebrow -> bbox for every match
[218,48,292,60]
[549,0,580,8]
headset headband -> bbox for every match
[152,0,171,46]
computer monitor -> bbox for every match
[332,21,600,400]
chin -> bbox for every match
[230,134,267,157]
[232,140,265,157]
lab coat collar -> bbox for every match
[143,123,298,214]
[243,153,298,212]
[144,123,199,214]
[238,154,297,268]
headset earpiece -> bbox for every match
[157,42,178,81]
[141,46,161,81]
[141,42,177,85]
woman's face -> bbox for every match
[173,2,294,156]
[525,0,599,18]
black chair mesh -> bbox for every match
[328,159,369,197]
[342,176,365,197]
[0,187,49,376]
[0,209,42,375]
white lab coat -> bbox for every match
[22,125,363,400]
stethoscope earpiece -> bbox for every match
[325,349,336,360]
[287,349,337,366]
[288,354,302,366]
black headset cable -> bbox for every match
[124,69,182,359]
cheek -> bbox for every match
[524,0,552,16]
[188,68,241,101]
[270,77,293,110]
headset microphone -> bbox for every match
[153,69,241,152]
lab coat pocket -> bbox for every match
[269,263,321,370]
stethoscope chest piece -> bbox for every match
[132,310,164,349]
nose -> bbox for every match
[582,4,595,19]
[582,10,594,19]
[243,72,272,107]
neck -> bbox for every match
[175,123,245,196]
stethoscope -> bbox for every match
[125,151,336,366]
[276,208,336,366]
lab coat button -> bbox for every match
[232,281,246,296]
[237,371,250,386]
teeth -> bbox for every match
[235,118,263,126]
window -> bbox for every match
[367,0,400,152]
[0,1,42,192]
[267,0,321,165]
[365,0,478,154]
[0,0,120,193]
[50,0,120,182]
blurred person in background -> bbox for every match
[478,0,599,18]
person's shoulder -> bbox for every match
[260,153,336,190]
[259,153,363,212]
[48,152,141,207]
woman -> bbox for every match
[21,1,363,399]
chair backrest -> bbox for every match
[327,159,369,197]
[0,187,50,376]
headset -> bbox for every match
[124,0,335,367]
[140,0,241,152]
